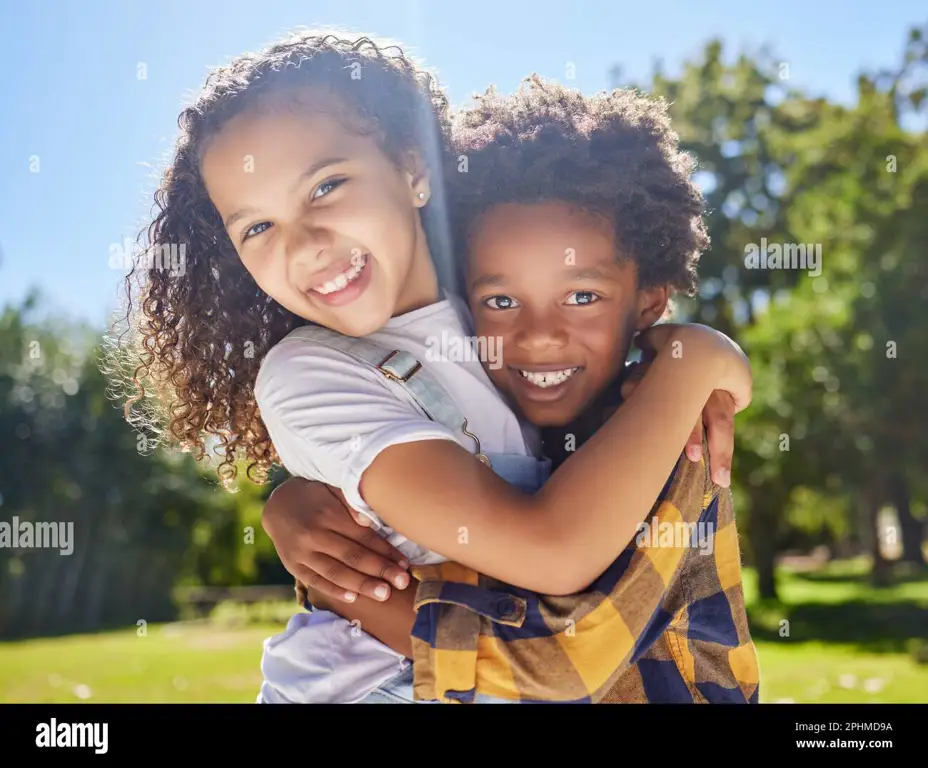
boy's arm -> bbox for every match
[302,580,419,660]
[259,323,750,596]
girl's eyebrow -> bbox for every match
[225,207,257,230]
[297,156,350,185]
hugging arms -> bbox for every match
[261,332,744,663]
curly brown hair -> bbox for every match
[102,29,452,487]
[445,74,708,295]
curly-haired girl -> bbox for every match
[107,29,751,703]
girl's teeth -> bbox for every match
[314,256,366,295]
[519,368,578,388]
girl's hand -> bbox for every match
[261,478,411,604]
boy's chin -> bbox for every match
[519,402,585,428]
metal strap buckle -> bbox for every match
[377,350,422,383]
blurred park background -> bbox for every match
[1,1,926,703]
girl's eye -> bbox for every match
[242,221,272,242]
[566,291,600,305]
[484,295,519,310]
[312,177,346,200]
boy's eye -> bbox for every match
[312,177,347,200]
[484,295,519,310]
[566,291,600,305]
[242,221,272,242]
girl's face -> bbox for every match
[466,201,668,427]
[200,92,438,337]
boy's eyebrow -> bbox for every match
[470,266,614,292]
[224,156,350,230]
[469,274,507,291]
[564,267,612,281]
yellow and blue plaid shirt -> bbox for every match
[408,435,760,704]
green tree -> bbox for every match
[0,293,286,640]
[612,22,927,597]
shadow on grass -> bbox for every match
[788,564,928,586]
[747,599,928,655]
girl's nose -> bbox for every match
[285,223,334,267]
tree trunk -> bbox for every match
[889,472,925,567]
[867,483,892,586]
[747,490,779,601]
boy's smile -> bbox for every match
[466,201,668,427]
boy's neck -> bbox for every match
[541,365,629,469]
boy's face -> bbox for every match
[466,201,668,427]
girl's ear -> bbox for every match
[404,150,431,207]
[635,284,670,331]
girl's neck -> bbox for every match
[393,230,442,316]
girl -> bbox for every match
[107,29,751,704]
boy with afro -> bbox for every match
[261,75,760,704]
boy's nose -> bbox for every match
[513,311,569,351]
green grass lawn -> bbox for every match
[1,559,926,703]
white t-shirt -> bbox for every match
[254,292,540,702]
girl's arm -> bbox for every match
[358,324,747,594]
[258,324,749,596]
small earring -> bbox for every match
[417,192,425,200]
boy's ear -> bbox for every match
[404,150,431,207]
[634,284,670,331]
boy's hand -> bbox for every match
[621,323,747,488]
[261,478,411,604]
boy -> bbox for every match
[260,76,759,703]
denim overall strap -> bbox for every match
[294,325,490,464]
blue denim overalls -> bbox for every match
[293,325,551,704]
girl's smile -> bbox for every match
[304,252,373,306]
[199,89,438,337]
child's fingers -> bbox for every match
[294,554,392,604]
[324,486,409,568]
[703,391,735,487]
[685,419,703,462]
[348,508,372,527]
[302,530,410,598]
[291,561,362,606]
[335,514,410,570]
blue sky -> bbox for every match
[0,0,924,328]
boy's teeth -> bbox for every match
[313,255,367,295]
[519,367,579,388]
